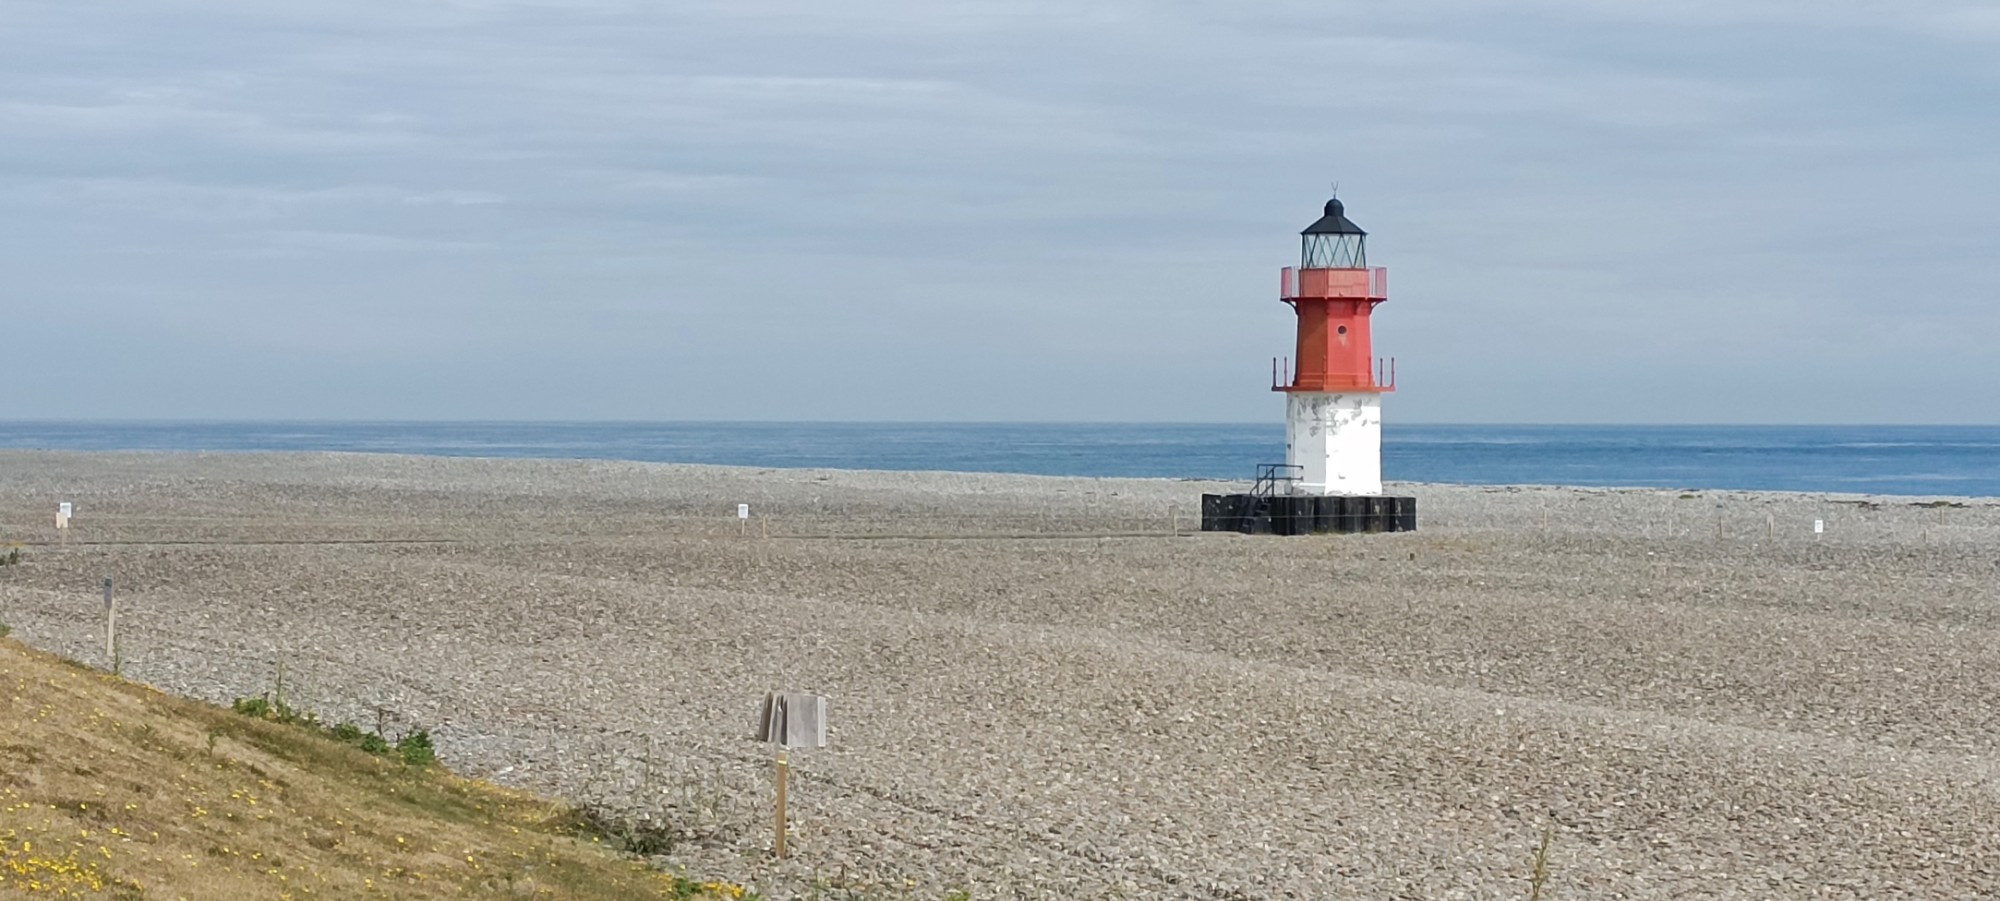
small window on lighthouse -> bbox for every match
[1337,325,1348,335]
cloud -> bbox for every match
[0,177,501,218]
[0,0,1995,422]
[256,229,492,254]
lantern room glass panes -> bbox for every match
[1301,232,1367,269]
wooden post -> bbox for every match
[102,577,115,668]
[774,751,790,858]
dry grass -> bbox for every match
[0,636,747,900]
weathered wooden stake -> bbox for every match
[102,577,116,668]
[774,751,790,858]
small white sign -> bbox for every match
[1814,519,1824,534]
[737,503,751,520]
[757,691,829,749]
[56,502,72,530]
[59,502,72,517]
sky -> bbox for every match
[4,1,1998,424]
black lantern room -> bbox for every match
[1301,196,1366,269]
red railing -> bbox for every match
[1271,356,1397,391]
[1280,266,1388,300]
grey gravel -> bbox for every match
[3,451,1999,899]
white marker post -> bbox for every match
[738,503,750,537]
[1814,519,1824,540]
[57,502,72,546]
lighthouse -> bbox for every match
[1201,194,1417,535]
[1278,195,1392,496]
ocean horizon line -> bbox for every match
[5,421,1997,499]
[4,418,1998,428]
[9,447,1998,502]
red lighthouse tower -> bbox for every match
[1277,195,1393,496]
[1280,196,1392,395]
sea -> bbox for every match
[1,422,1995,499]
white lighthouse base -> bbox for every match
[1284,391,1383,496]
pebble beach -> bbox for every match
[3,450,1998,898]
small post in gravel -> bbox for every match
[58,502,72,547]
[102,577,116,671]
[757,691,828,859]
[774,752,789,858]
[738,503,750,537]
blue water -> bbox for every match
[1,422,1995,498]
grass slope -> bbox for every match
[0,636,743,900]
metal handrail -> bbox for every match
[1280,266,1389,300]
[1252,463,1302,497]
[1272,356,1397,391]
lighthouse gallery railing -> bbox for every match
[1271,356,1397,392]
[1281,266,1388,300]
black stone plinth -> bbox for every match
[1200,493,1417,535]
